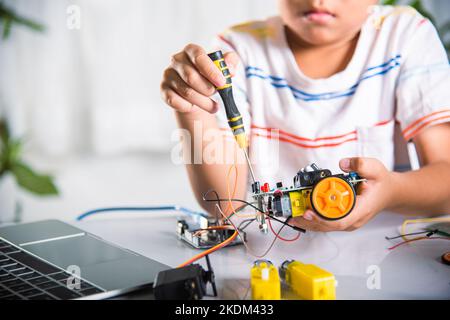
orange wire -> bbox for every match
[226,164,256,218]
[177,159,255,268]
[224,164,238,215]
[177,230,238,268]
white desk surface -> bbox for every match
[74,211,450,300]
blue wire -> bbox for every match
[76,205,208,221]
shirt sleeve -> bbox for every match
[395,19,450,141]
[209,33,251,134]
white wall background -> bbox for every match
[0,0,277,156]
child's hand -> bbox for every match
[292,157,395,232]
[160,44,239,114]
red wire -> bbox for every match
[388,236,450,251]
[267,217,301,242]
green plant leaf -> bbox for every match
[0,144,7,175]
[7,138,22,165]
[0,2,45,39]
[0,153,5,175]
[383,0,398,5]
[13,15,45,33]
[0,119,22,176]
[11,162,58,196]
[0,118,9,144]
[2,14,11,39]
[0,119,8,175]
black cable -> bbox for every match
[202,196,263,214]
[269,216,306,233]
[202,191,306,233]
[203,189,222,211]
[203,193,260,220]
[385,229,439,240]
[204,254,217,297]
[237,218,256,231]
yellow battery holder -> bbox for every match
[250,260,281,300]
[280,260,336,300]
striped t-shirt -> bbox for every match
[211,5,450,186]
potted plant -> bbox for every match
[0,119,58,223]
[0,1,56,224]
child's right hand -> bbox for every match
[160,44,239,114]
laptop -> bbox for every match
[0,219,169,300]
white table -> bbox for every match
[74,211,450,300]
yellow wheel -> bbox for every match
[310,176,355,220]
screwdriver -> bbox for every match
[208,50,257,184]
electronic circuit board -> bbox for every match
[176,215,246,249]
[251,163,365,222]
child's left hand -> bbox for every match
[291,157,396,232]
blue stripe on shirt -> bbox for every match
[245,55,402,101]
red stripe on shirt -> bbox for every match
[252,132,357,149]
[375,119,393,127]
[251,124,356,142]
[418,18,427,27]
[251,119,392,144]
[402,109,450,136]
[404,114,450,140]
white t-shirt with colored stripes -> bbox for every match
[212,5,450,186]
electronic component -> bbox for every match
[250,260,281,300]
[252,163,364,225]
[154,255,217,300]
[280,260,336,300]
[177,215,245,249]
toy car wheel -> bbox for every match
[310,176,355,220]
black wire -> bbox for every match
[237,218,256,231]
[203,189,222,211]
[269,216,306,233]
[385,229,439,240]
[203,190,257,223]
[239,219,256,230]
[202,196,264,214]
[202,191,306,233]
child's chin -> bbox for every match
[298,29,338,46]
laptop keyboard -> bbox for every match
[0,239,105,300]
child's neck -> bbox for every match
[286,27,360,80]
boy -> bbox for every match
[160,0,450,232]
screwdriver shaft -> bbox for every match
[243,148,256,184]
[208,51,258,184]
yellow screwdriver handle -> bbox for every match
[208,50,247,149]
